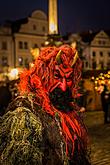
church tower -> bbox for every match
[48,0,58,34]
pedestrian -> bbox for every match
[0,44,91,164]
[0,81,12,116]
[77,80,87,113]
[100,84,110,124]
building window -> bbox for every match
[85,61,88,67]
[18,57,23,66]
[33,44,38,48]
[42,26,46,32]
[98,40,101,45]
[99,40,105,45]
[2,42,7,50]
[99,61,104,69]
[92,59,96,69]
[92,51,96,57]
[103,41,105,45]
[2,56,8,66]
[100,51,103,57]
[24,42,28,49]
[33,25,36,30]
[107,61,110,69]
[108,52,110,57]
[19,41,23,49]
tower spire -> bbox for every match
[48,0,58,34]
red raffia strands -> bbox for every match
[57,110,88,156]
[18,45,88,157]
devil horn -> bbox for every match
[55,50,63,64]
[71,51,78,67]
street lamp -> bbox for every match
[9,68,19,80]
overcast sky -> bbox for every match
[0,0,110,35]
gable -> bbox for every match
[31,10,47,20]
[91,30,110,47]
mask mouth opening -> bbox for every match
[49,87,73,112]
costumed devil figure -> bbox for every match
[0,44,91,165]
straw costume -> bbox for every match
[0,45,91,165]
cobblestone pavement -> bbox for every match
[84,111,110,165]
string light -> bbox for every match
[93,71,110,92]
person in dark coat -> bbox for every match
[0,82,12,116]
[100,84,110,124]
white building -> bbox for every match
[66,30,110,71]
[82,30,110,70]
[0,10,48,74]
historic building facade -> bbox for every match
[0,8,110,80]
[81,30,110,71]
[64,30,110,71]
[0,10,48,74]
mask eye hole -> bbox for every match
[54,69,61,79]
[54,73,59,79]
